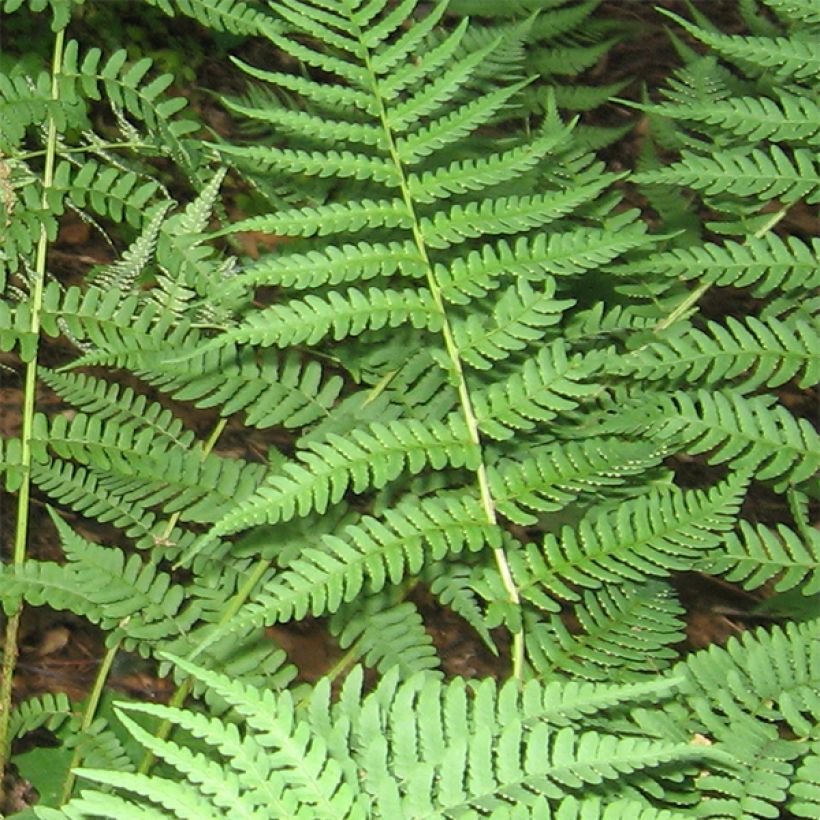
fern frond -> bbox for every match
[436,218,651,302]
[654,390,819,489]
[637,92,820,146]
[526,581,685,682]
[40,369,197,448]
[791,739,820,818]
[631,146,820,204]
[0,516,189,653]
[52,159,166,227]
[762,0,820,25]
[473,341,601,441]
[33,458,161,540]
[660,9,820,82]
[496,475,748,611]
[332,597,441,678]
[452,278,573,370]
[221,489,497,626]
[624,315,819,390]
[489,438,666,526]
[395,78,530,166]
[145,0,274,36]
[612,234,820,295]
[142,346,344,430]
[218,241,425,296]
[59,39,198,164]
[56,657,710,818]
[0,71,77,152]
[419,180,618,250]
[678,619,820,817]
[195,414,479,548]
[213,142,400,185]
[427,562,496,651]
[8,692,72,742]
[700,520,820,595]
[205,287,439,350]
[212,197,410,239]
[407,123,573,205]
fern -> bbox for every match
[0,0,817,817]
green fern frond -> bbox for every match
[145,0,274,36]
[678,619,820,817]
[700,520,820,595]
[58,39,199,164]
[40,369,197,448]
[612,234,820,295]
[452,279,573,370]
[636,92,820,146]
[32,458,162,540]
[659,9,820,82]
[419,181,619,249]
[51,159,166,227]
[489,438,666,526]
[0,515,189,652]
[624,315,819,390]
[532,36,619,77]
[791,739,820,818]
[222,489,497,626]
[141,346,344,429]
[526,581,686,682]
[631,146,820,204]
[0,71,77,152]
[497,475,747,611]
[52,657,707,818]
[427,561,497,652]
[653,390,819,489]
[204,287,440,350]
[437,219,651,304]
[214,142,401,185]
[212,197,411,239]
[407,123,573,205]
[472,340,601,441]
[762,0,820,25]
[191,414,479,553]
[332,597,441,678]
[8,692,72,743]
[217,241,424,295]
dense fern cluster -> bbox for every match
[0,0,817,817]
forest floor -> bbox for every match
[1,0,817,735]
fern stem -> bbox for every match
[0,26,66,790]
[60,632,123,804]
[357,46,525,680]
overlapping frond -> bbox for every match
[473,341,602,440]
[51,656,707,819]
[677,620,820,819]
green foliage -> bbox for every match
[0,0,816,817]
